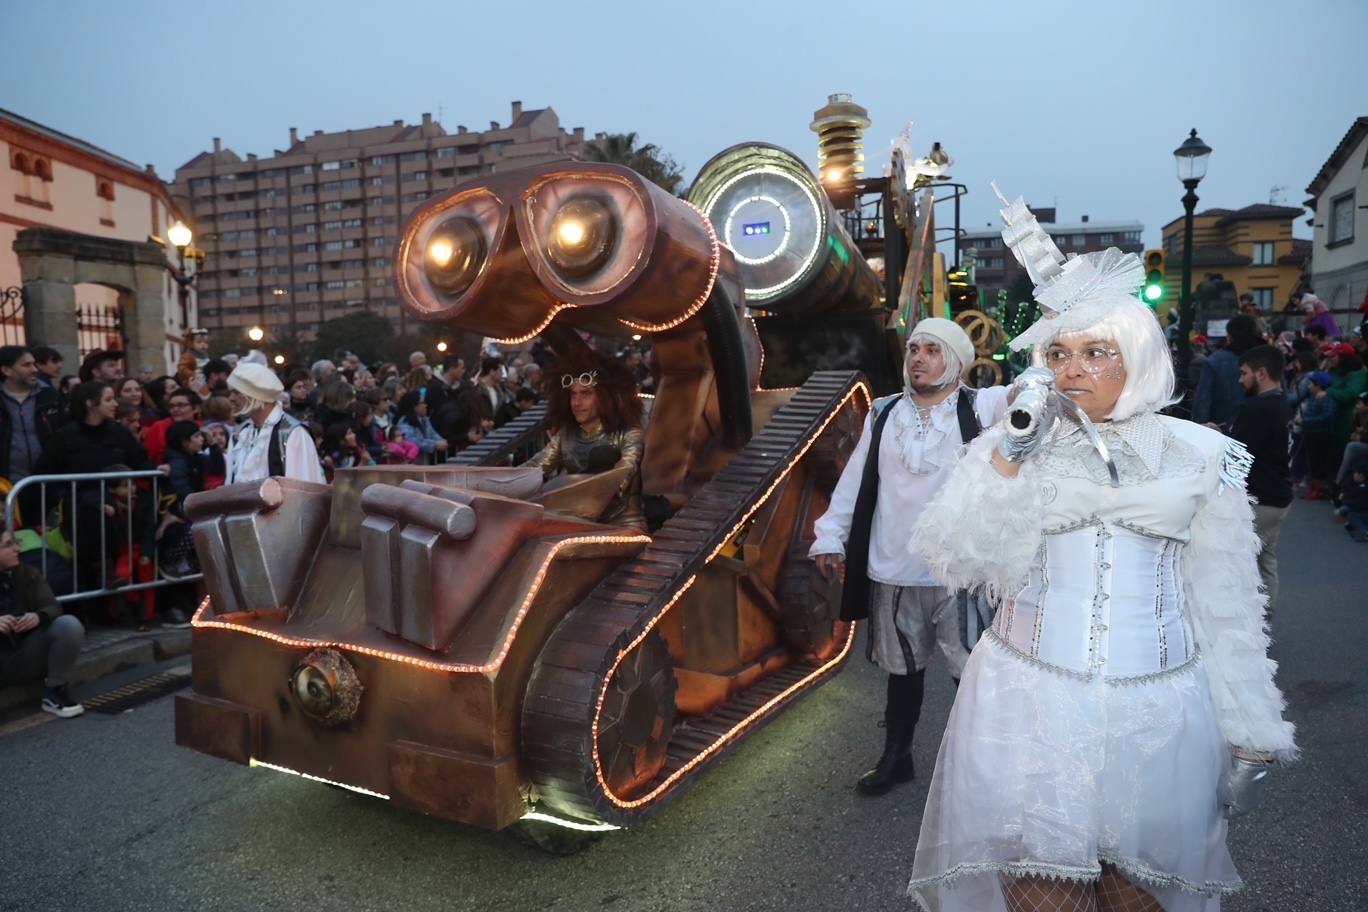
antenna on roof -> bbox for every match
[437,103,444,123]
[1269,184,1286,205]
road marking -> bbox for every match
[0,662,191,737]
[0,712,54,738]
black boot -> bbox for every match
[856,670,924,796]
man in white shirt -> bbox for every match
[810,318,1010,796]
[226,363,325,485]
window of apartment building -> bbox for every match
[297,183,316,194]
[295,203,316,213]
[979,257,1004,270]
[370,155,393,166]
[1124,231,1141,243]
[369,175,395,186]
[190,177,213,192]
[370,216,393,227]
[304,263,319,272]
[1252,241,1275,266]
[265,227,283,237]
[273,245,288,255]
[222,231,239,242]
[407,191,429,202]
[435,147,456,159]
[1099,233,1114,245]
[403,151,428,162]
[239,229,256,239]
[371,237,390,247]
[326,280,347,290]
[1072,235,1086,246]
[291,164,313,175]
[371,257,389,268]
[302,282,320,292]
[225,288,242,298]
[485,141,508,154]
[457,165,481,176]
[1331,192,1355,244]
[321,181,340,192]
[240,248,257,258]
[340,179,360,189]
[323,200,345,211]
[343,259,364,269]
[1251,288,1274,310]
[322,160,342,171]
[324,220,343,230]
[343,218,363,228]
[240,267,258,277]
[1053,236,1069,247]
[345,279,363,288]
[978,237,1000,249]
[436,168,455,179]
[273,266,289,275]
[373,277,391,288]
[324,240,345,251]
[297,242,318,253]
[260,168,282,179]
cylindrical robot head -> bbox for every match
[687,143,879,316]
[396,162,722,342]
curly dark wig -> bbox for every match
[543,350,642,434]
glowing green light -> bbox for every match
[1144,284,1163,302]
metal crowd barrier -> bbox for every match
[3,469,203,603]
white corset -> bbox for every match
[993,519,1197,680]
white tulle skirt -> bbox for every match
[907,632,1242,912]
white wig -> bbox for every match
[905,332,967,390]
[233,394,279,418]
[1028,296,1177,421]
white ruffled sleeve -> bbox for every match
[1183,437,1298,762]
[808,406,877,558]
[908,425,1045,602]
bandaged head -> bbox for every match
[905,317,974,390]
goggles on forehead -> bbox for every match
[561,371,598,388]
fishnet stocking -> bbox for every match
[1001,874,1097,912]
[1096,863,1163,912]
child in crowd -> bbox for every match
[348,401,386,464]
[1336,460,1368,542]
[115,402,143,441]
[103,464,158,630]
[321,422,373,480]
[383,424,419,464]
[1300,371,1340,500]
[200,421,229,490]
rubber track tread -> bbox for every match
[450,404,548,466]
[520,371,866,826]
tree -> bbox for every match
[310,311,395,365]
[583,132,685,195]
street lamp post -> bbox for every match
[1173,128,1212,368]
[167,219,197,333]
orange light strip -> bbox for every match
[616,201,720,333]
[591,381,872,809]
[750,316,765,390]
[191,532,651,674]
[492,301,578,346]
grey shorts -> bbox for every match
[866,582,970,677]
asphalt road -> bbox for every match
[1,500,1364,912]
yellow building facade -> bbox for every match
[1159,204,1310,319]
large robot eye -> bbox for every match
[424,217,486,295]
[545,197,616,278]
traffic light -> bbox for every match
[1142,249,1166,305]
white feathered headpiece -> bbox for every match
[993,182,1146,351]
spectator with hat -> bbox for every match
[1300,293,1340,339]
[78,349,123,385]
[225,363,324,485]
[1326,341,1367,466]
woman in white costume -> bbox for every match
[905,188,1297,912]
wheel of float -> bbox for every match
[504,817,606,855]
[954,309,1007,356]
[777,545,842,658]
[595,631,676,798]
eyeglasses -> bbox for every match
[1042,346,1122,375]
[169,400,193,410]
[561,371,598,388]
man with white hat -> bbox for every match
[225,363,325,485]
[810,317,1011,796]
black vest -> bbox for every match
[839,389,981,621]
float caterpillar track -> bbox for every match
[521,371,869,826]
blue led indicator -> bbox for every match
[741,221,771,237]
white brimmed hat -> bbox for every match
[227,362,283,403]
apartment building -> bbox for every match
[173,102,592,339]
[1159,204,1309,315]
[961,207,1144,303]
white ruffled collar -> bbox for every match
[891,389,963,475]
[1056,411,1166,477]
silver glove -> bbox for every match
[999,369,1058,463]
[1218,752,1272,818]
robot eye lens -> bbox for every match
[544,197,615,278]
[424,217,486,296]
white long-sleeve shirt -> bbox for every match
[809,386,1009,586]
[227,404,325,485]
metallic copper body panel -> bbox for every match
[178,158,872,835]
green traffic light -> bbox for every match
[1144,284,1163,302]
